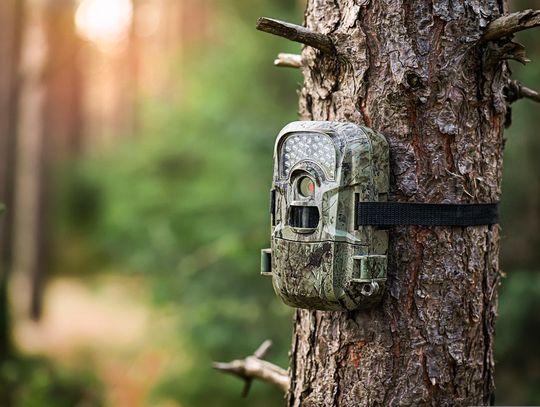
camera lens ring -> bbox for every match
[298,176,315,198]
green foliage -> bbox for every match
[495,271,540,405]
[61,3,301,406]
[495,3,540,403]
[0,356,103,407]
[501,26,540,271]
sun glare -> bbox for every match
[75,0,133,48]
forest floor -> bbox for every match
[12,274,183,407]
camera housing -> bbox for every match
[261,121,389,311]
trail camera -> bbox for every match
[261,121,389,311]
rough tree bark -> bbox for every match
[287,1,508,406]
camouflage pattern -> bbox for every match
[261,121,389,311]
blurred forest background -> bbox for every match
[0,0,538,406]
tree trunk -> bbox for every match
[13,0,48,320]
[44,0,83,157]
[0,0,22,362]
[288,1,507,406]
[25,0,83,320]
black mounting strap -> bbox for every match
[356,202,499,227]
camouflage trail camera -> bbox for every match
[261,121,389,311]
[260,121,500,312]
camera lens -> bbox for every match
[298,176,315,197]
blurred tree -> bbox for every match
[44,0,83,157]
[10,0,83,321]
[23,0,84,320]
[0,0,22,364]
[0,3,99,406]
[13,0,49,322]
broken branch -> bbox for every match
[253,339,273,358]
[482,9,540,42]
[256,17,335,54]
[507,80,540,104]
[274,53,302,68]
[213,340,289,396]
[518,85,540,103]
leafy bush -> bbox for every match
[0,356,103,407]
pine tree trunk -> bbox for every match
[13,0,48,319]
[288,1,507,406]
[0,0,22,362]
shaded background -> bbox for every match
[0,0,538,405]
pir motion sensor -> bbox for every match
[261,121,499,312]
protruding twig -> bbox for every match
[213,340,289,397]
[256,17,335,54]
[518,86,540,102]
[507,80,540,104]
[484,40,530,65]
[253,339,273,358]
[274,53,302,68]
[482,9,540,42]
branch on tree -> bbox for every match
[484,40,530,66]
[482,9,540,42]
[274,53,302,68]
[213,340,289,397]
[506,80,540,104]
[256,17,335,55]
